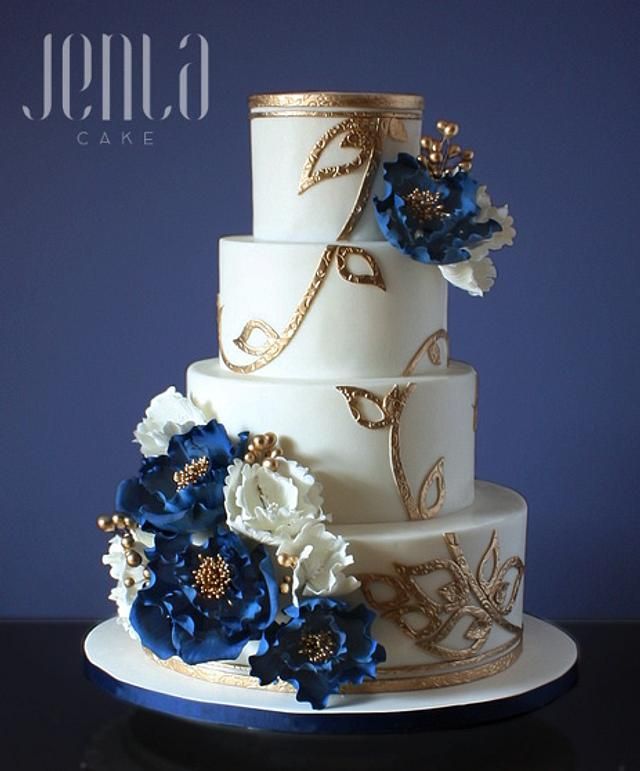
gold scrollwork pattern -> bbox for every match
[403,328,450,375]
[219,245,385,374]
[359,530,524,662]
[297,114,407,241]
[336,385,446,520]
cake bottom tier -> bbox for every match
[149,481,527,694]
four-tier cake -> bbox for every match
[98,92,522,710]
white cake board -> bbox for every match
[84,615,577,733]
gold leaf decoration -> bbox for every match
[358,530,524,662]
[387,116,408,142]
[335,246,386,290]
[418,457,446,519]
[232,319,280,357]
[298,116,379,195]
[335,386,393,429]
[403,329,449,376]
[337,383,445,521]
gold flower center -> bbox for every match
[404,188,449,223]
[173,456,210,491]
[297,630,338,663]
[192,554,232,600]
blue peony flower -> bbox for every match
[374,153,501,265]
[130,529,279,664]
[248,598,385,710]
[115,420,248,535]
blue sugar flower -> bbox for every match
[249,597,385,710]
[130,530,278,664]
[116,420,248,535]
[374,153,501,265]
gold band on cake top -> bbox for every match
[249,91,424,112]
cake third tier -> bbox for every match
[188,358,477,524]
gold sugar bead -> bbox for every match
[96,515,115,532]
[276,554,288,566]
[111,514,123,526]
[417,154,428,167]
[244,451,257,465]
[462,149,474,160]
[443,122,459,137]
[429,151,443,164]
[436,119,447,132]
[123,576,135,589]
[263,458,278,471]
[247,442,255,453]
[126,551,142,568]
[143,568,151,580]
[121,534,135,550]
[253,435,266,450]
[279,581,291,594]
[448,144,462,157]
[264,432,277,447]
[420,136,433,150]
[459,161,472,172]
[270,446,282,458]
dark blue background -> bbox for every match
[2,0,638,618]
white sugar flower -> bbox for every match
[224,458,325,546]
[277,521,360,603]
[133,386,209,456]
[439,185,516,297]
[102,528,154,639]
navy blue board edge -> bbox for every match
[83,632,579,734]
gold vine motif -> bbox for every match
[359,530,524,661]
[298,114,407,241]
[336,384,446,520]
[403,329,450,376]
[219,245,385,374]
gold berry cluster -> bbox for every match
[173,456,210,491]
[244,432,282,472]
[192,553,232,600]
[418,120,474,179]
[276,552,299,595]
[297,630,338,663]
[96,513,150,587]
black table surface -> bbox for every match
[1,620,638,771]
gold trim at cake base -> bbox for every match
[145,634,522,694]
[249,91,424,111]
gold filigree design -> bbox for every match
[359,530,524,662]
[335,245,386,289]
[146,635,522,693]
[249,92,424,110]
[297,113,412,240]
[403,329,449,375]
[336,385,445,520]
[219,245,385,374]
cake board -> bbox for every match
[84,614,577,733]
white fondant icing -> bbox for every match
[218,237,448,379]
[187,358,476,524]
[251,110,422,242]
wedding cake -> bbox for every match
[98,92,523,710]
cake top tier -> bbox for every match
[250,91,424,242]
[249,91,424,112]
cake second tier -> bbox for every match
[217,236,448,379]
[188,358,477,524]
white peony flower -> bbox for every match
[133,386,209,457]
[224,458,325,546]
[277,521,360,603]
[102,528,154,639]
[439,185,516,297]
